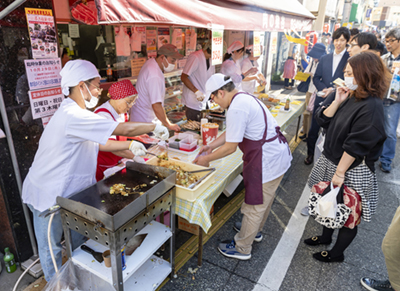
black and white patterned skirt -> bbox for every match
[308,154,378,222]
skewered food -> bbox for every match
[181,120,201,130]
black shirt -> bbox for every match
[315,93,386,172]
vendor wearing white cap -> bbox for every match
[95,79,139,181]
[130,44,184,131]
[194,73,292,260]
[181,41,215,121]
[21,60,169,281]
[220,40,258,90]
[241,45,267,94]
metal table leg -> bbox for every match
[296,115,301,141]
[197,228,203,267]
[110,233,124,291]
[170,188,176,278]
[61,212,73,258]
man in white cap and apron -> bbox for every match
[181,41,215,121]
[22,60,169,281]
[130,44,184,131]
[194,73,292,260]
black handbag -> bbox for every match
[297,78,310,93]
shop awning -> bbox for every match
[95,0,315,32]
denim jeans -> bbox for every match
[27,204,86,282]
[380,102,400,168]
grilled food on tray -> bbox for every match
[156,160,198,187]
[109,183,147,196]
[181,120,201,130]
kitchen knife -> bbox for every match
[125,234,148,256]
[81,245,104,263]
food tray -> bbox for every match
[146,157,215,202]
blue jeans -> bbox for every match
[28,204,86,282]
[380,102,400,169]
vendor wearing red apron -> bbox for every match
[94,79,138,181]
[194,74,292,260]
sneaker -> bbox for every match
[233,221,263,242]
[300,206,309,216]
[360,277,394,291]
[379,162,391,173]
[217,240,251,260]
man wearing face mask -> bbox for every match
[21,60,169,282]
[130,44,183,131]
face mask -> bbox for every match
[163,57,175,72]
[80,83,98,109]
[345,77,358,90]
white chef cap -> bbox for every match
[227,41,244,54]
[60,60,100,96]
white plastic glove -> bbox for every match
[129,141,146,156]
[153,124,169,141]
[195,90,205,102]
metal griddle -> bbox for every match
[57,161,177,291]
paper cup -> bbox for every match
[202,123,219,145]
[102,250,111,268]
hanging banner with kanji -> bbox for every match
[29,87,64,119]
[253,31,261,57]
[25,8,58,59]
[211,29,224,66]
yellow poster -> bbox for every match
[253,31,261,57]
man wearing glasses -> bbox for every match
[379,28,400,173]
[347,32,378,57]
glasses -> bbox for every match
[86,82,103,94]
[385,39,399,44]
[348,43,359,48]
[125,96,138,106]
[210,90,219,101]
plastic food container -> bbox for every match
[179,138,197,151]
[145,157,215,201]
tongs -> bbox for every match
[188,168,216,189]
[187,167,216,174]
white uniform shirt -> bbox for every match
[95,101,125,140]
[241,57,259,94]
[220,58,243,90]
[130,58,165,123]
[22,98,118,212]
[226,93,292,183]
[182,50,215,111]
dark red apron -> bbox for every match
[231,93,288,205]
[94,108,128,181]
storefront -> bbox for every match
[0,0,313,273]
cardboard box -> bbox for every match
[178,205,214,235]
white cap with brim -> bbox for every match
[205,73,232,99]
[60,60,100,96]
[227,40,244,54]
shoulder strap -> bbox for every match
[95,108,116,122]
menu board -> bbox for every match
[131,58,146,77]
[25,8,58,59]
[29,87,64,119]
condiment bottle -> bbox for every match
[4,247,17,273]
[106,65,113,82]
[201,118,208,143]
[284,96,290,111]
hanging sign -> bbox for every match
[172,29,183,49]
[334,23,341,31]
[323,23,330,33]
[253,31,261,57]
[271,32,278,54]
[131,57,146,77]
[211,29,224,66]
[185,28,197,56]
[146,29,157,58]
[29,87,64,119]
[25,8,58,59]
[24,58,62,91]
[158,27,170,48]
[305,31,318,54]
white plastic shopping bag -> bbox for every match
[316,183,340,218]
[314,132,325,164]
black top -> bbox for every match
[315,93,387,172]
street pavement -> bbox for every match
[1,88,399,291]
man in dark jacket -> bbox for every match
[304,27,350,165]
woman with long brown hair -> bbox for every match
[304,51,391,262]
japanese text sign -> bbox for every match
[25,8,58,59]
[29,87,64,119]
[211,29,224,66]
[253,31,261,57]
[24,58,62,91]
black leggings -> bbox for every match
[320,226,358,257]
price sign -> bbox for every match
[211,29,224,66]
